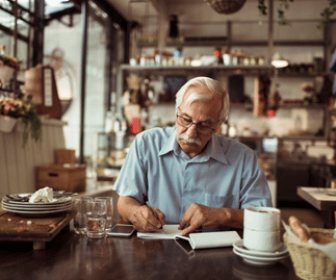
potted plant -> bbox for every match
[0,45,21,81]
[0,97,42,146]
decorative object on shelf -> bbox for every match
[0,97,42,145]
[254,75,271,117]
[302,82,317,106]
[222,49,231,66]
[318,76,333,104]
[205,0,246,14]
[268,83,282,117]
[25,65,62,119]
[213,46,223,65]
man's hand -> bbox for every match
[118,196,166,232]
[131,205,165,232]
[178,203,244,235]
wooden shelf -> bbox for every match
[121,64,273,75]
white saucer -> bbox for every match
[233,248,289,266]
[233,240,288,257]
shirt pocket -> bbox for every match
[204,193,238,209]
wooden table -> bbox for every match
[297,187,336,211]
[0,226,301,280]
[297,187,336,228]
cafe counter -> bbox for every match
[0,225,302,280]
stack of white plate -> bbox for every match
[1,193,72,216]
[233,239,289,266]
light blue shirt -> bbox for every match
[114,127,272,224]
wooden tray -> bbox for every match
[0,210,74,250]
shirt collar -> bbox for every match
[204,135,228,164]
[158,127,180,156]
[159,128,228,164]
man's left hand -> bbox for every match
[178,203,244,235]
[178,203,222,235]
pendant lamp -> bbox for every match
[205,0,246,15]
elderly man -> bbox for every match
[115,76,272,235]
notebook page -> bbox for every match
[137,224,182,239]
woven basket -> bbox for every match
[205,0,246,14]
[284,228,336,280]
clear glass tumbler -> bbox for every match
[86,200,107,238]
[73,197,93,234]
[94,197,113,231]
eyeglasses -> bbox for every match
[176,112,221,135]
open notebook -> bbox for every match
[137,224,241,250]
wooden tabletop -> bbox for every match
[297,187,336,211]
[0,227,301,280]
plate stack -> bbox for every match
[1,194,72,216]
[233,240,289,266]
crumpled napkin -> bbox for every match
[282,220,336,264]
[29,186,54,203]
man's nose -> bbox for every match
[186,123,198,138]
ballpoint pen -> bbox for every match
[146,201,164,232]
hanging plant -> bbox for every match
[318,0,336,29]
[258,0,336,28]
[258,0,294,26]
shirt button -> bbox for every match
[186,185,189,189]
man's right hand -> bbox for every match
[131,205,165,232]
[118,196,165,232]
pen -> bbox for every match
[146,201,163,232]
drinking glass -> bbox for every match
[95,197,113,231]
[73,197,93,234]
[86,200,107,238]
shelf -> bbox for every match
[279,104,328,109]
[277,72,330,78]
[137,38,326,48]
[121,64,274,75]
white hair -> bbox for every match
[175,77,230,121]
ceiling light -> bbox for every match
[271,52,288,68]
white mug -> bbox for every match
[243,228,281,252]
[244,207,280,231]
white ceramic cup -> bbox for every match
[244,207,280,231]
[243,228,281,252]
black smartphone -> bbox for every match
[106,224,135,237]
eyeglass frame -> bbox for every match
[176,107,222,135]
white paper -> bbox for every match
[176,231,241,250]
[137,224,182,239]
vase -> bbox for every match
[0,65,15,81]
[0,115,17,133]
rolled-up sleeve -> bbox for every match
[114,135,147,204]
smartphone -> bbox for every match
[106,224,135,237]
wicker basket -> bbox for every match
[284,228,336,280]
[205,0,246,14]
